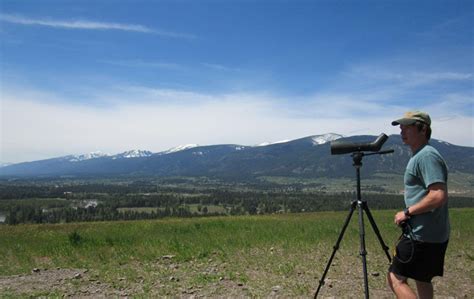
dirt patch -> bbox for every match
[0,268,121,297]
[0,250,472,298]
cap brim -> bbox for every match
[391,118,417,126]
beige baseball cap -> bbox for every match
[391,111,431,126]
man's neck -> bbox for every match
[410,140,429,153]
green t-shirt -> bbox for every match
[404,144,450,243]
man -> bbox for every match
[388,111,450,299]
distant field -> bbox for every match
[0,208,472,297]
[258,172,474,196]
[118,204,227,214]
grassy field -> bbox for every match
[0,208,473,297]
[118,204,228,215]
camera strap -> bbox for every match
[394,221,416,264]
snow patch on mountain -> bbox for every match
[161,144,199,154]
[256,139,291,147]
[112,150,153,159]
[311,133,343,145]
[69,151,111,162]
[436,140,452,146]
[0,162,13,168]
[256,133,342,147]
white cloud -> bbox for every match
[2,86,472,163]
[201,63,242,72]
[0,14,196,39]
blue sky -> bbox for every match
[1,0,473,163]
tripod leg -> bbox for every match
[314,201,357,299]
[357,202,370,299]
[362,202,392,262]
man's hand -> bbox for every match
[394,211,409,226]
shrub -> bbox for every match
[68,230,82,246]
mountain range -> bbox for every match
[1,133,473,179]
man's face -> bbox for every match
[400,124,423,146]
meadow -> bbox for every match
[0,208,472,297]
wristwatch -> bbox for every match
[404,207,411,218]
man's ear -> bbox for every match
[422,124,428,134]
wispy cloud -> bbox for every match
[0,14,153,32]
[348,66,473,87]
[201,63,242,72]
[99,61,244,76]
[100,60,186,71]
[0,14,196,39]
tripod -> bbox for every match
[314,150,393,299]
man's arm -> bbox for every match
[394,182,448,225]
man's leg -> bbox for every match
[387,272,417,299]
[415,280,433,299]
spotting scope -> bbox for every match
[330,133,389,155]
